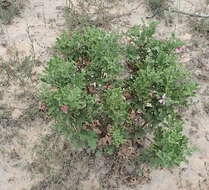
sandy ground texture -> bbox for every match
[0,0,209,189]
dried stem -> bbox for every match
[146,7,209,19]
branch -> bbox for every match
[146,8,163,19]
[166,8,209,18]
[146,7,209,19]
[144,136,154,144]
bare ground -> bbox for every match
[0,0,209,189]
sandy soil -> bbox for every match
[0,0,209,189]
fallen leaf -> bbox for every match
[98,135,111,146]
[124,91,132,99]
[118,145,135,159]
[92,128,102,135]
[92,120,101,127]
[39,103,47,112]
[86,85,96,94]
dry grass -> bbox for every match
[189,18,209,37]
[0,0,24,24]
[64,0,132,31]
[29,131,150,189]
[147,0,167,10]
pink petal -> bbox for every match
[60,105,68,113]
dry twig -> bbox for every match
[146,8,209,19]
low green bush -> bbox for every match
[39,23,196,168]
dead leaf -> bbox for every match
[118,145,135,159]
[49,87,58,92]
[123,91,132,99]
[103,84,112,90]
[129,110,136,120]
[92,120,101,127]
[92,128,102,135]
[39,103,47,112]
[98,135,111,146]
[107,124,112,133]
[86,85,96,94]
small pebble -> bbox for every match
[1,39,8,47]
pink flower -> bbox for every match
[60,105,68,113]
[159,94,166,105]
[159,99,165,104]
[175,47,184,53]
